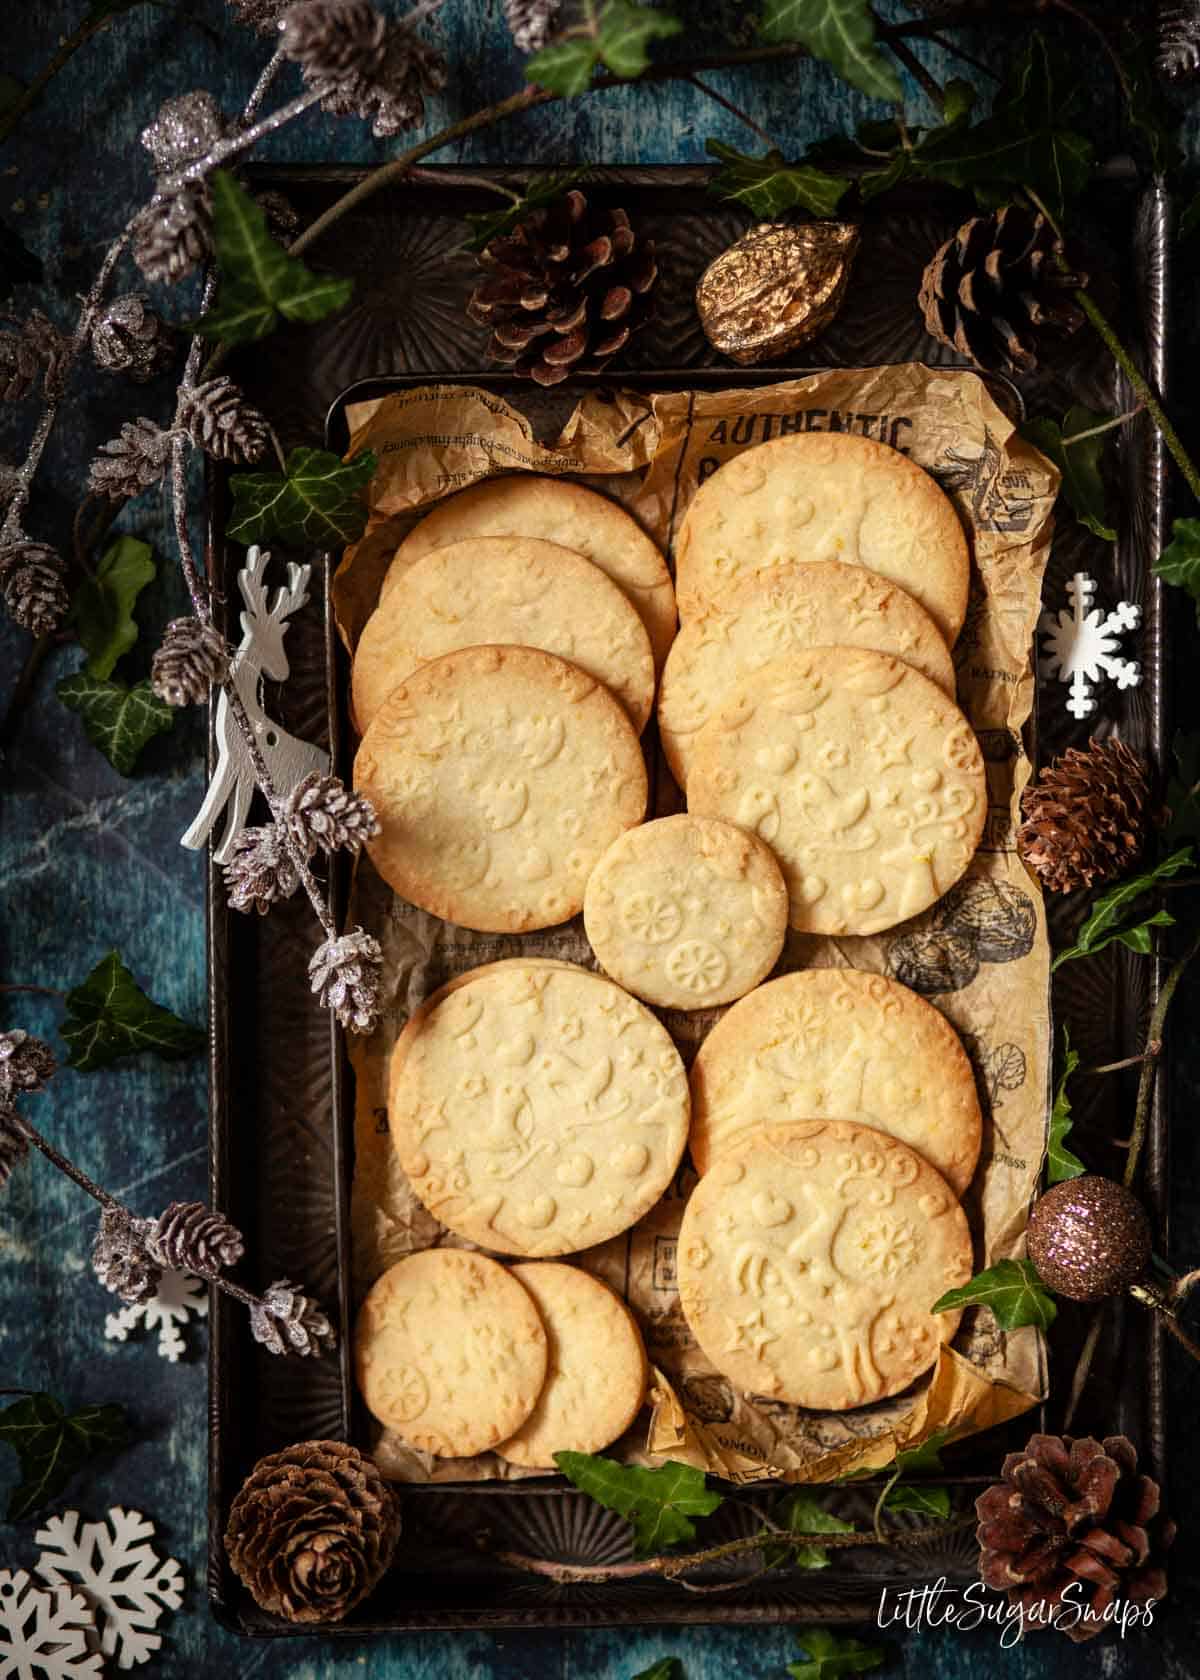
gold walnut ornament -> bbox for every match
[695,221,860,365]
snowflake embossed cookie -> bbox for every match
[687,647,987,934]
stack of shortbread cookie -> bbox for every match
[350,430,995,1446]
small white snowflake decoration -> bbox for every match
[0,1569,102,1680]
[1038,570,1142,720]
[34,1510,184,1671]
[104,1269,207,1363]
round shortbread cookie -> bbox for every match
[354,644,648,933]
[355,1249,548,1456]
[497,1263,649,1467]
[352,537,655,735]
[390,958,579,1086]
[382,475,677,671]
[674,432,970,642]
[676,1121,972,1411]
[687,648,986,936]
[389,962,690,1257]
[583,815,788,1011]
[657,562,956,790]
[688,968,981,1193]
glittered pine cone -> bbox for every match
[150,1200,245,1274]
[976,1433,1173,1641]
[91,293,177,383]
[0,540,69,636]
[468,189,658,387]
[177,375,270,464]
[919,206,1086,375]
[1018,737,1154,894]
[131,185,213,285]
[225,1439,401,1623]
[151,616,231,707]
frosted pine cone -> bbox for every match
[141,90,228,176]
[151,617,230,706]
[131,186,213,285]
[0,311,67,401]
[281,0,388,84]
[250,1279,336,1358]
[88,417,173,501]
[225,1439,401,1623]
[309,927,382,1034]
[0,1029,56,1101]
[177,376,270,464]
[313,13,447,138]
[92,1206,162,1305]
[0,1107,29,1190]
[505,0,560,51]
[286,773,380,856]
[224,824,305,915]
[0,540,69,636]
[1018,737,1153,894]
[150,1200,245,1273]
[91,293,176,382]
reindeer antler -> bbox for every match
[237,545,273,621]
[269,562,311,623]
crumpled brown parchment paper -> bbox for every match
[333,366,1059,1485]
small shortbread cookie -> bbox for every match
[676,1121,972,1411]
[497,1263,649,1467]
[352,536,655,734]
[382,475,677,670]
[674,432,969,642]
[657,561,956,789]
[355,1250,548,1456]
[687,648,986,935]
[583,815,787,1010]
[688,967,981,1193]
[389,962,689,1257]
[355,644,647,933]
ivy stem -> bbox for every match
[1082,1044,1161,1077]
[1060,407,1144,447]
[1046,0,1132,103]
[1062,1306,1107,1431]
[882,28,946,114]
[1124,929,1200,1188]
[686,75,779,149]
[0,982,65,998]
[872,1467,902,1541]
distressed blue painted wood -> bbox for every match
[2,3,1199,1675]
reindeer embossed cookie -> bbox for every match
[389,962,690,1257]
[676,1121,972,1410]
[354,644,647,933]
[674,432,970,642]
[688,968,982,1193]
[687,648,986,935]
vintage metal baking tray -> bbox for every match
[205,165,1172,1636]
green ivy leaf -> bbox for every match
[882,1484,951,1518]
[1047,1027,1085,1185]
[554,1452,723,1556]
[932,1257,1057,1331]
[0,1393,130,1521]
[705,140,850,218]
[70,535,156,680]
[57,671,174,776]
[760,0,902,103]
[631,1662,682,1680]
[1021,407,1117,542]
[195,171,353,344]
[463,169,592,251]
[1165,732,1200,850]
[1052,846,1194,970]
[227,446,376,546]
[787,1627,889,1679]
[60,949,205,1072]
[891,1427,952,1478]
[525,36,602,94]
[762,1488,856,1569]
[597,0,683,78]
[1154,517,1200,616]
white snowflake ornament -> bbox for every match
[34,1509,184,1671]
[0,1569,102,1680]
[104,1268,207,1362]
[1038,570,1142,720]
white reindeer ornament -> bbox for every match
[181,545,330,862]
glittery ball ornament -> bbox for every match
[696,221,860,366]
[141,91,228,177]
[1027,1176,1152,1302]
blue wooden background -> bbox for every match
[3,2,1200,1676]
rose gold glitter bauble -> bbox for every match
[1026,1176,1152,1302]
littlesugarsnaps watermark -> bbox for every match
[877,1577,1158,1646]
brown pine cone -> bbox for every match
[177,375,270,464]
[919,207,1085,375]
[977,1433,1173,1641]
[91,294,176,383]
[131,186,213,285]
[225,1439,401,1623]
[151,616,231,707]
[150,1200,245,1274]
[468,189,657,386]
[0,540,69,636]
[1018,737,1153,894]
[88,417,173,501]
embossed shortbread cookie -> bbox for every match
[355,1249,548,1456]
[674,432,970,642]
[382,475,678,670]
[583,815,787,1010]
[657,561,956,789]
[390,958,578,1085]
[355,644,648,933]
[687,648,986,935]
[688,968,981,1193]
[497,1262,649,1467]
[352,536,655,734]
[676,1121,972,1410]
[389,962,690,1256]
